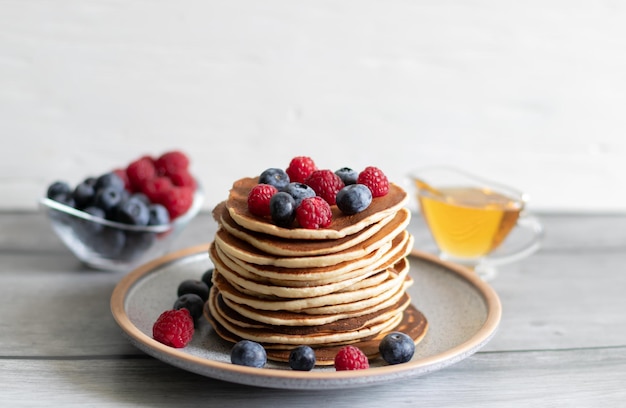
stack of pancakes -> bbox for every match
[205,177,428,365]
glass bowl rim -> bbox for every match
[39,185,204,233]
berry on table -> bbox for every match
[283,182,316,207]
[289,345,316,371]
[269,192,297,228]
[357,166,389,198]
[177,279,210,302]
[336,184,372,215]
[304,169,345,205]
[247,184,279,217]
[152,309,195,348]
[296,196,332,229]
[335,167,359,185]
[259,168,290,190]
[231,340,267,368]
[378,332,415,365]
[286,156,317,183]
[334,345,369,371]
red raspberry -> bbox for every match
[247,184,279,217]
[305,169,345,205]
[160,186,194,219]
[286,156,317,183]
[357,166,389,197]
[168,168,197,190]
[155,150,190,176]
[127,156,157,191]
[334,345,370,371]
[152,309,195,348]
[296,196,332,229]
[141,176,174,204]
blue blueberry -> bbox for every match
[73,181,96,209]
[47,181,71,200]
[78,206,107,234]
[95,172,125,192]
[283,182,316,207]
[94,186,124,216]
[173,293,205,321]
[114,196,150,226]
[289,345,316,371]
[177,279,210,302]
[147,203,170,226]
[231,340,267,368]
[201,268,214,289]
[335,167,358,185]
[259,168,290,190]
[83,226,126,259]
[378,332,415,365]
[336,184,372,215]
[269,192,296,227]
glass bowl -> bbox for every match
[40,187,204,271]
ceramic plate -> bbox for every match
[110,244,501,390]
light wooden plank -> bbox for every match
[1,347,624,407]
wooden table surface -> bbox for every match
[1,210,625,407]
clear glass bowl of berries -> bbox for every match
[39,151,204,271]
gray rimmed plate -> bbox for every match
[110,244,501,389]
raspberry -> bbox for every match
[141,176,174,204]
[127,156,157,191]
[305,169,345,205]
[286,156,317,183]
[168,168,197,190]
[160,186,194,219]
[296,196,332,229]
[248,184,279,216]
[334,345,369,371]
[155,150,190,176]
[152,308,194,348]
[357,166,389,198]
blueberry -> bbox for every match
[47,181,71,200]
[201,268,214,289]
[95,172,125,192]
[147,203,170,226]
[114,197,150,226]
[51,192,76,208]
[336,184,372,215]
[259,168,290,190]
[289,345,316,371]
[131,192,151,206]
[231,340,267,368]
[82,226,126,259]
[378,332,415,365]
[269,192,296,227]
[177,279,210,302]
[78,206,107,234]
[173,293,205,321]
[73,181,96,209]
[335,167,358,185]
[283,182,316,207]
[94,186,124,216]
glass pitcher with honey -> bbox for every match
[409,166,544,280]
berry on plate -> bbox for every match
[289,345,317,371]
[335,167,359,186]
[247,184,279,217]
[378,332,416,365]
[283,182,316,208]
[336,184,372,215]
[173,293,205,321]
[269,192,297,228]
[259,168,290,190]
[152,309,195,348]
[231,340,267,368]
[177,279,210,302]
[334,345,369,371]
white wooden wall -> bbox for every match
[2,1,625,212]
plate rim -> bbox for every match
[110,244,502,389]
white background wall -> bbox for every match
[2,0,625,212]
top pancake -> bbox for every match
[224,177,409,240]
